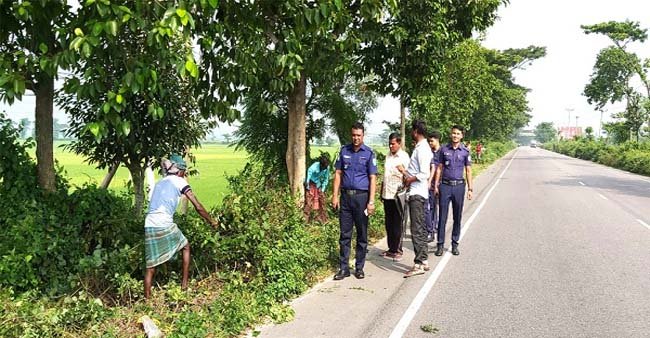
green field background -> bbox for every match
[41,142,343,208]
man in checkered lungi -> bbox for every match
[144,154,218,299]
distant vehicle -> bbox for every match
[530,140,539,148]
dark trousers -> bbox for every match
[437,183,465,246]
[409,195,428,264]
[383,199,402,254]
[339,192,369,271]
[424,189,438,235]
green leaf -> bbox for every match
[120,121,131,136]
[102,102,110,113]
[176,8,187,18]
[38,43,48,54]
[105,21,118,36]
[180,13,190,26]
[74,28,84,36]
[208,0,218,9]
[88,122,101,137]
[156,107,164,119]
[70,36,84,50]
[92,22,104,36]
[116,94,124,104]
[82,42,91,57]
[150,70,158,82]
[13,79,25,95]
[185,59,199,78]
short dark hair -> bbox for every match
[319,154,330,168]
[411,119,427,136]
[428,130,441,140]
[451,124,465,133]
[388,132,401,143]
[352,122,365,133]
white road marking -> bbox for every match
[578,181,585,186]
[637,219,650,231]
[389,150,518,338]
[598,193,608,200]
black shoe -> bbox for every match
[434,244,444,256]
[354,269,365,279]
[334,269,350,280]
[451,246,460,256]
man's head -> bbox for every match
[319,154,330,170]
[351,122,365,148]
[163,154,187,176]
[427,130,441,150]
[388,132,401,155]
[411,119,427,141]
[450,125,465,144]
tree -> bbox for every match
[411,40,544,141]
[535,122,556,143]
[195,1,391,201]
[582,21,650,141]
[313,77,378,145]
[58,1,209,213]
[359,0,502,143]
[0,0,76,191]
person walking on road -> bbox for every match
[434,125,473,256]
[144,155,218,299]
[331,122,378,280]
[398,120,433,277]
[380,132,410,261]
[304,154,331,222]
[425,130,442,243]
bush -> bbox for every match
[546,139,650,176]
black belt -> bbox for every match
[442,179,465,186]
[342,189,368,195]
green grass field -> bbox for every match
[47,142,248,208]
[37,142,508,209]
[44,142,343,208]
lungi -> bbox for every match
[144,223,188,268]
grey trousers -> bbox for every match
[409,195,428,264]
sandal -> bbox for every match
[404,264,426,278]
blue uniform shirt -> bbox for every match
[431,148,441,167]
[439,143,471,181]
[335,144,378,190]
[305,161,330,191]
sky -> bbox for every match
[2,0,649,138]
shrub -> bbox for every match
[547,139,650,177]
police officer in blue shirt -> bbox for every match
[434,125,473,256]
[331,122,378,280]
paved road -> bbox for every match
[256,147,650,338]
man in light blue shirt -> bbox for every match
[398,120,433,277]
[304,154,330,222]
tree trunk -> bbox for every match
[128,163,146,216]
[100,162,119,189]
[286,75,307,203]
[34,76,56,192]
[400,97,407,151]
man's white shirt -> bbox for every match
[383,149,410,200]
[407,138,433,199]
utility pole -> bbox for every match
[599,109,605,140]
[575,115,580,137]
